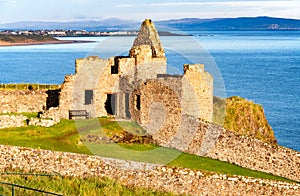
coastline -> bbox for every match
[0,40,94,47]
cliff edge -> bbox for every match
[214,96,277,145]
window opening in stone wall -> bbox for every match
[136,94,141,110]
[111,57,120,74]
[125,93,131,118]
[105,94,116,115]
[85,90,93,105]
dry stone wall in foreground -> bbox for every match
[160,115,300,182]
[0,145,299,196]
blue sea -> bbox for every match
[0,31,299,151]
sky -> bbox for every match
[0,0,299,23]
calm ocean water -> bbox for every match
[0,31,299,151]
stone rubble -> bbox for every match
[29,117,60,127]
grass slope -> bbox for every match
[0,116,295,184]
[0,173,176,196]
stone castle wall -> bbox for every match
[155,115,300,182]
[131,78,182,145]
[0,115,59,128]
[207,128,300,182]
[182,64,213,122]
[0,90,49,113]
[1,145,299,196]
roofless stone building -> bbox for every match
[45,19,214,128]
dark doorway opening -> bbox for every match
[105,94,116,115]
[125,93,131,118]
[46,89,60,109]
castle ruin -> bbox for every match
[45,19,213,130]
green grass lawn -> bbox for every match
[0,172,177,196]
[0,116,297,184]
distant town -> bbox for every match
[0,29,139,37]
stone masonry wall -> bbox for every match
[156,115,300,182]
[0,115,27,128]
[0,145,299,196]
[182,64,213,122]
[207,128,300,182]
[0,115,59,128]
[131,78,182,145]
[0,90,48,113]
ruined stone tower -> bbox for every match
[131,19,165,59]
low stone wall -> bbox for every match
[159,116,300,182]
[0,115,59,128]
[0,145,299,195]
[0,90,60,113]
[0,115,27,128]
[0,90,47,113]
[207,129,300,182]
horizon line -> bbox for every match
[1,16,300,25]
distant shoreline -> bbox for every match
[0,40,94,47]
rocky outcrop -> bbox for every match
[0,145,299,196]
[224,96,276,144]
[213,96,277,144]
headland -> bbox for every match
[0,34,93,47]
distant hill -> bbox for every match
[0,18,140,31]
[155,16,300,30]
[0,17,299,31]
